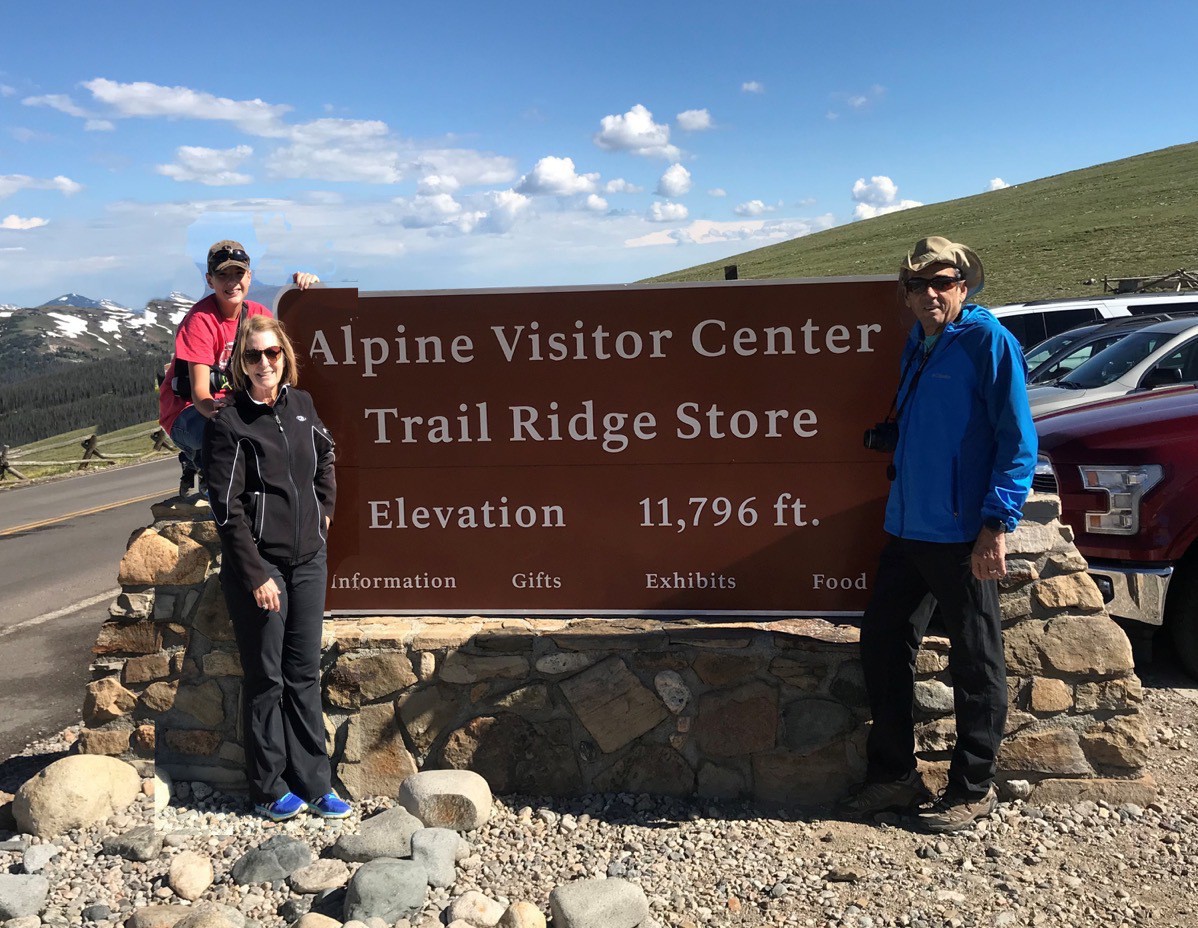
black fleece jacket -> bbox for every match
[203,385,336,592]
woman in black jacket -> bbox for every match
[203,314,349,821]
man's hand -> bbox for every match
[254,577,282,613]
[971,526,1007,580]
[292,272,320,289]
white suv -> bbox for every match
[1027,316,1198,417]
[991,290,1198,349]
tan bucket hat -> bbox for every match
[900,235,984,296]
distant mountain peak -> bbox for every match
[38,293,132,312]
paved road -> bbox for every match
[0,457,178,758]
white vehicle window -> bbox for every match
[1057,332,1174,389]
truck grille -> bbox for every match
[1032,473,1059,494]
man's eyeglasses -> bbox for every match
[244,346,284,364]
[904,274,965,294]
[209,248,250,269]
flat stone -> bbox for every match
[828,660,868,707]
[1023,492,1062,523]
[696,681,778,757]
[915,717,957,753]
[191,577,235,642]
[123,653,172,685]
[77,727,133,755]
[230,835,312,884]
[1029,677,1073,713]
[173,902,247,928]
[1002,619,1047,674]
[101,824,164,861]
[653,670,690,713]
[752,740,860,805]
[1040,616,1134,676]
[1006,520,1069,557]
[1075,676,1143,711]
[139,681,179,714]
[533,652,592,675]
[289,858,351,894]
[999,585,1034,622]
[111,590,155,621]
[165,730,223,756]
[1081,716,1149,769]
[0,875,50,920]
[331,805,423,862]
[559,657,668,753]
[410,624,481,651]
[1028,773,1157,806]
[549,877,649,928]
[326,652,418,708]
[697,652,765,686]
[399,769,492,830]
[439,653,529,685]
[914,680,954,718]
[94,619,163,656]
[494,684,550,712]
[410,827,466,887]
[591,744,694,797]
[343,858,428,923]
[1000,729,1092,776]
[1033,574,1105,614]
[123,904,192,928]
[14,754,141,838]
[781,697,854,754]
[399,685,463,755]
[169,850,214,901]
[172,680,225,728]
[438,715,580,795]
[337,701,418,801]
[21,843,58,873]
[200,650,244,677]
[915,649,949,675]
[696,763,746,800]
[293,915,342,928]
[119,530,211,586]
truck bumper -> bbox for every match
[1087,560,1173,626]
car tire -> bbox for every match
[1166,552,1198,680]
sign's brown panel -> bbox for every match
[278,278,908,615]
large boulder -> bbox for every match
[343,858,427,923]
[0,874,49,920]
[398,769,493,830]
[13,755,141,837]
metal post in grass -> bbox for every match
[724,264,739,280]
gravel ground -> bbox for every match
[2,655,1196,928]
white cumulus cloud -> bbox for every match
[0,174,83,199]
[395,193,465,229]
[604,178,642,194]
[157,145,254,186]
[734,199,773,217]
[1,215,49,230]
[742,81,765,94]
[676,108,713,131]
[82,78,292,136]
[585,194,608,212]
[594,104,680,160]
[418,174,461,195]
[516,156,599,195]
[708,188,727,197]
[648,201,689,222]
[626,214,836,249]
[851,175,922,219]
[987,177,1010,191]
[656,164,692,198]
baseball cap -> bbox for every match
[207,240,251,275]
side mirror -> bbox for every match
[1143,367,1184,389]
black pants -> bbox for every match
[223,546,331,804]
[860,535,1007,800]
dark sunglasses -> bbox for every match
[208,248,250,271]
[244,346,284,364]
[904,274,964,294]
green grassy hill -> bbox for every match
[648,142,1198,308]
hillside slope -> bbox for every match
[648,142,1198,308]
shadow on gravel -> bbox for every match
[1135,628,1198,691]
[0,749,69,794]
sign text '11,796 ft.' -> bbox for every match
[277,278,908,615]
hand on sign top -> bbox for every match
[291,272,320,289]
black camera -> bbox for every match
[863,421,899,453]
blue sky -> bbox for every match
[2,0,1196,308]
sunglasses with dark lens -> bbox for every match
[904,274,964,294]
[209,248,250,269]
[244,346,284,364]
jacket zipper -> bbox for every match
[273,408,302,563]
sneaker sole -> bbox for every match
[306,804,351,819]
[255,805,303,822]
[915,800,997,833]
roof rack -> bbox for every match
[1095,269,1198,294]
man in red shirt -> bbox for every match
[158,240,318,495]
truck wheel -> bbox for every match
[1166,557,1198,680]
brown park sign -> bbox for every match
[277,277,909,616]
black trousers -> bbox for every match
[223,546,331,804]
[860,535,1007,800]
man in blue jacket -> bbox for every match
[842,236,1037,832]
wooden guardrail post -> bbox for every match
[151,427,176,452]
[0,445,30,481]
[79,434,111,470]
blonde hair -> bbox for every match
[229,314,300,391]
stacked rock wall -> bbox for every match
[82,493,1154,806]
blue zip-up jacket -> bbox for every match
[884,304,1037,542]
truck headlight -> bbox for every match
[1078,464,1163,534]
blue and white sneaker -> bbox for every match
[306,791,352,819]
[254,791,305,822]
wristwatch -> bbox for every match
[983,516,1013,534]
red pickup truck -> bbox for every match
[1035,385,1198,676]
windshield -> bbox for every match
[1029,334,1129,385]
[1024,328,1093,369]
[1057,331,1174,389]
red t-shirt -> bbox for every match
[158,296,271,433]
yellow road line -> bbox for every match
[0,489,169,537]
